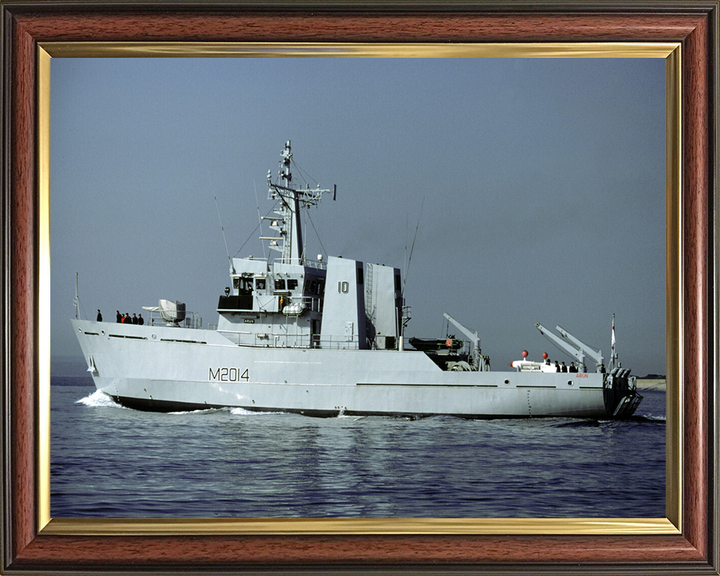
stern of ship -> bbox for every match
[603,367,643,418]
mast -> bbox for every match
[265,141,334,265]
[609,313,617,370]
[281,141,303,263]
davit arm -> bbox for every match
[443,313,489,371]
[443,313,479,348]
[556,325,603,368]
[535,323,604,372]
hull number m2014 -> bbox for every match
[209,367,249,382]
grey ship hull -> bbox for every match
[72,319,618,418]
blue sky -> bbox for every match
[51,56,666,375]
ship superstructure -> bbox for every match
[215,142,403,352]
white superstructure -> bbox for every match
[72,141,642,419]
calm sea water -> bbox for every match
[51,376,665,518]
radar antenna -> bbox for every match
[264,141,335,265]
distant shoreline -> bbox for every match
[636,379,666,391]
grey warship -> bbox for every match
[72,141,642,419]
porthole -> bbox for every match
[504,379,510,385]
[568,381,573,386]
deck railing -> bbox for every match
[216,329,360,350]
[235,256,327,270]
[144,309,204,329]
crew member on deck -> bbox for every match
[138,313,144,325]
[116,310,122,323]
[97,309,102,322]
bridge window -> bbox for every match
[288,279,299,291]
[275,278,286,290]
[239,278,253,293]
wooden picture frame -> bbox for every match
[1,2,717,573]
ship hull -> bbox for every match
[72,319,613,418]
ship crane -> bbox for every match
[443,313,489,371]
[535,323,604,372]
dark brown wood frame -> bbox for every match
[1,2,717,573]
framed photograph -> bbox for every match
[2,2,717,573]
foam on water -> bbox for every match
[229,407,285,416]
[75,393,288,416]
[168,408,220,415]
[638,414,666,422]
[76,389,122,408]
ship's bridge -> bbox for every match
[214,142,400,351]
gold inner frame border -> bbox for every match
[37,41,682,537]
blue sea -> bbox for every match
[50,375,666,518]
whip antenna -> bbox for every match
[209,171,234,274]
[253,179,267,260]
[404,213,408,294]
[402,196,425,298]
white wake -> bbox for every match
[76,389,122,408]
